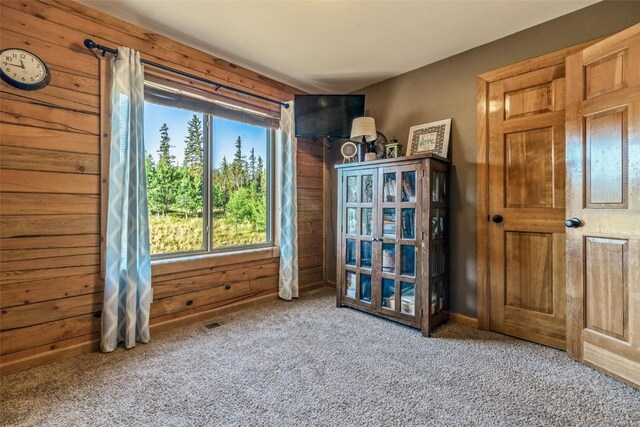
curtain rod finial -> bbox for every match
[84,39,97,49]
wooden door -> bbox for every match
[565,23,640,387]
[376,164,422,327]
[488,64,567,349]
[337,168,378,309]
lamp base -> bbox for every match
[364,152,377,161]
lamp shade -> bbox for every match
[350,117,377,143]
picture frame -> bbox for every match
[407,119,451,158]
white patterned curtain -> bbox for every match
[102,47,152,352]
[279,101,299,300]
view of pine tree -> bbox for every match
[157,123,175,164]
[143,112,268,254]
[180,115,204,217]
[183,115,203,169]
[231,136,247,189]
[256,155,264,193]
[248,147,256,182]
[148,123,178,215]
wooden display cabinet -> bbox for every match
[335,153,449,336]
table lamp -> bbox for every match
[350,117,377,161]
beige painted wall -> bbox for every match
[327,0,640,317]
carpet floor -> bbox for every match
[1,288,638,426]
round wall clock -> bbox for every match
[0,48,51,91]
[341,141,358,163]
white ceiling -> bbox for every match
[80,0,599,93]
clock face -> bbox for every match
[1,48,50,91]
[341,141,358,160]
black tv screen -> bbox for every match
[294,94,365,139]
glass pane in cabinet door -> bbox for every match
[401,208,415,240]
[362,175,373,203]
[383,173,396,202]
[431,246,438,278]
[400,245,415,277]
[360,274,371,303]
[361,208,373,236]
[439,172,446,201]
[401,171,416,202]
[345,271,356,299]
[347,176,358,202]
[431,171,439,202]
[381,278,395,311]
[345,239,356,266]
[382,243,395,273]
[431,280,438,314]
[360,241,372,269]
[346,208,357,235]
[383,208,396,237]
[400,282,415,315]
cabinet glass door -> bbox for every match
[342,169,377,306]
[377,167,420,320]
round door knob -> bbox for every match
[565,217,582,228]
[491,215,503,224]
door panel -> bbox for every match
[506,128,554,208]
[505,232,553,313]
[488,63,567,349]
[376,165,422,323]
[585,237,628,340]
[585,107,628,208]
[566,23,639,387]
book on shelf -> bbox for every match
[401,177,415,202]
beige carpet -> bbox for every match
[1,288,638,426]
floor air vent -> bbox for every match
[205,322,222,329]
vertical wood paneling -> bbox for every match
[0,0,323,374]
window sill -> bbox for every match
[151,246,280,277]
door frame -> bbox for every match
[475,38,603,330]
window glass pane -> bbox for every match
[347,176,358,202]
[144,101,205,255]
[212,117,268,247]
[346,208,357,235]
[360,274,371,303]
[400,282,415,315]
[361,208,373,236]
[381,278,395,310]
[360,241,372,269]
[383,208,396,237]
[345,271,356,299]
[382,243,395,273]
[401,208,415,240]
[346,239,356,266]
[383,173,396,202]
[362,175,373,203]
[400,245,415,277]
[401,171,416,202]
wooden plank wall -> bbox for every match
[0,0,324,374]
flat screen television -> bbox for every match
[294,94,365,139]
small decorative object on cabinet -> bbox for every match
[385,138,401,158]
[336,153,449,336]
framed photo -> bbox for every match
[407,119,451,158]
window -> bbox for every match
[143,91,273,258]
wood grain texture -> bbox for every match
[565,23,640,387]
[0,0,322,374]
[486,61,567,350]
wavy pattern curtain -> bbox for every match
[102,47,152,352]
[278,102,299,300]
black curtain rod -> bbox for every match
[83,39,289,109]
